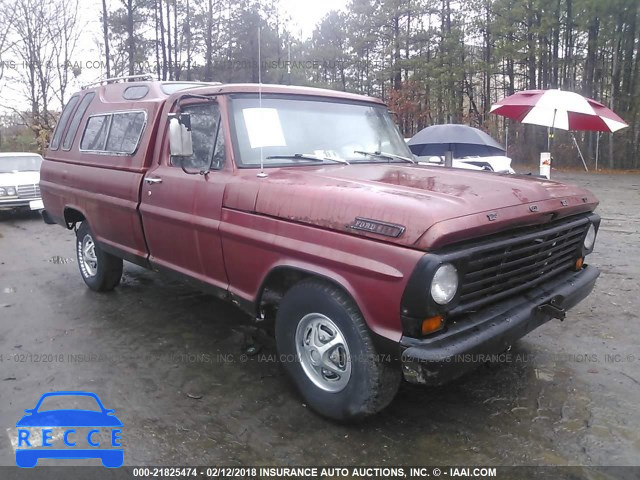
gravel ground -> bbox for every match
[0,171,638,470]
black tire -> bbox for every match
[75,221,123,292]
[275,279,400,421]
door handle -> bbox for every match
[145,177,163,184]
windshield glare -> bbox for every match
[230,96,412,167]
[0,155,42,173]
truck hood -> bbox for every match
[0,170,40,187]
[225,164,598,250]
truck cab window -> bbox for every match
[173,103,224,170]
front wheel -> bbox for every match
[275,279,400,421]
[76,221,123,292]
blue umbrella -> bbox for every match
[407,124,505,158]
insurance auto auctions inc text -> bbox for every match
[255,466,497,478]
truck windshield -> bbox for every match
[230,95,412,167]
[0,155,42,173]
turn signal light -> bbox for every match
[575,257,584,270]
[421,315,443,335]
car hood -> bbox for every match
[0,170,40,186]
[224,164,598,250]
[16,410,123,427]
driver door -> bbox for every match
[139,101,229,291]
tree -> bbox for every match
[102,0,111,78]
[4,0,81,151]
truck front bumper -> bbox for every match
[0,198,43,211]
[400,265,600,385]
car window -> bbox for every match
[80,111,146,154]
[123,85,149,100]
[105,111,146,154]
[50,95,80,150]
[0,155,42,172]
[81,115,111,151]
[229,95,411,167]
[37,395,102,412]
[62,92,96,150]
[172,103,224,170]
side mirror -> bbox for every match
[169,113,193,157]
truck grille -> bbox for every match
[17,184,41,199]
[451,216,590,315]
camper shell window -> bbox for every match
[80,110,147,155]
[62,92,96,151]
[50,95,80,150]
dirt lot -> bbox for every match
[0,172,639,469]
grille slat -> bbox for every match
[17,184,40,199]
[466,228,584,270]
[463,242,581,285]
[465,242,579,282]
[451,216,590,315]
[461,254,576,301]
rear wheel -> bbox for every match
[275,279,400,421]
[76,221,123,292]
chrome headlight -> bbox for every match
[430,263,459,305]
[583,224,596,251]
[6,186,16,196]
[0,187,6,196]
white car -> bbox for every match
[0,152,44,211]
[417,155,515,174]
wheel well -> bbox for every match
[63,208,85,229]
[257,267,353,322]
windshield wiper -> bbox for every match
[354,150,415,164]
[266,153,349,165]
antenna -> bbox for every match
[257,25,267,178]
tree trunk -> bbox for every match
[584,16,599,97]
[174,0,179,80]
[126,0,134,75]
[158,0,167,80]
[154,0,161,79]
[166,0,172,79]
[186,0,191,80]
[102,0,111,78]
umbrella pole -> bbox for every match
[595,133,601,171]
[572,133,589,172]
[505,123,509,156]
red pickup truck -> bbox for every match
[41,75,600,420]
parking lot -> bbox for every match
[0,171,639,467]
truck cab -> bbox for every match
[41,75,601,421]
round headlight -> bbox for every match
[583,224,596,251]
[7,186,17,196]
[430,263,459,305]
[0,187,6,196]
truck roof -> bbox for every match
[79,80,385,106]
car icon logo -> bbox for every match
[15,391,123,468]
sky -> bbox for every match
[278,0,346,37]
[0,0,346,115]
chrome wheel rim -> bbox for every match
[295,313,351,392]
[79,234,98,277]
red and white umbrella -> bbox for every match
[490,89,628,133]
